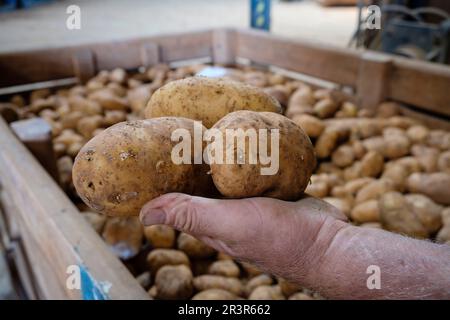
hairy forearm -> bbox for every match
[303,222,450,299]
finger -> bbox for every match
[139,193,261,240]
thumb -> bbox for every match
[139,193,262,241]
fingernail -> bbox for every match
[140,208,166,226]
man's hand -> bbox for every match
[140,193,450,299]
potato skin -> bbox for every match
[72,118,212,216]
[209,111,316,200]
[144,77,282,128]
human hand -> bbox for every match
[140,193,450,299]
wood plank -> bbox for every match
[398,104,450,131]
[235,28,360,86]
[0,117,149,300]
[212,28,237,66]
[0,30,213,87]
[357,52,392,110]
[388,57,450,117]
[10,118,60,183]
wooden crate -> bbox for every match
[0,28,449,299]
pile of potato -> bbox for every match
[2,63,449,300]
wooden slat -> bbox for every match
[235,29,360,86]
[388,57,450,117]
[0,117,149,300]
[357,52,392,110]
[0,30,213,87]
[212,28,237,66]
[398,105,450,131]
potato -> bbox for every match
[88,89,128,111]
[359,222,382,229]
[208,260,240,278]
[313,88,332,100]
[277,277,301,297]
[286,86,315,118]
[61,111,84,129]
[177,233,215,258]
[407,173,450,205]
[240,262,262,277]
[386,116,418,129]
[289,292,314,300]
[244,274,273,296]
[263,86,289,108]
[155,265,193,300]
[76,115,103,139]
[145,77,281,128]
[72,118,212,216]
[383,135,411,159]
[249,285,285,300]
[355,179,395,204]
[426,130,450,150]
[10,94,26,108]
[101,217,143,259]
[291,114,325,138]
[57,155,73,188]
[189,259,213,276]
[30,88,51,103]
[146,249,190,275]
[360,151,384,177]
[392,156,422,174]
[192,289,240,300]
[127,84,153,115]
[381,163,409,191]
[323,197,352,217]
[338,101,358,118]
[313,98,339,119]
[437,226,450,244]
[54,129,84,147]
[109,68,127,84]
[193,275,243,296]
[305,179,329,198]
[379,192,428,238]
[316,126,350,159]
[332,145,355,168]
[350,200,379,223]
[67,141,85,158]
[405,194,442,234]
[438,151,450,174]
[352,118,383,139]
[331,177,374,198]
[351,140,366,160]
[316,162,344,178]
[148,285,157,298]
[144,225,176,248]
[343,161,363,181]
[103,110,126,127]
[53,142,66,157]
[362,136,385,154]
[406,125,429,144]
[411,144,439,172]
[376,102,401,118]
[209,111,315,200]
[136,271,152,289]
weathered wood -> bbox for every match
[72,48,96,83]
[398,105,450,131]
[388,57,450,117]
[357,52,392,110]
[235,29,360,86]
[212,28,237,66]
[140,43,161,68]
[0,30,213,87]
[10,118,59,183]
[0,117,149,300]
